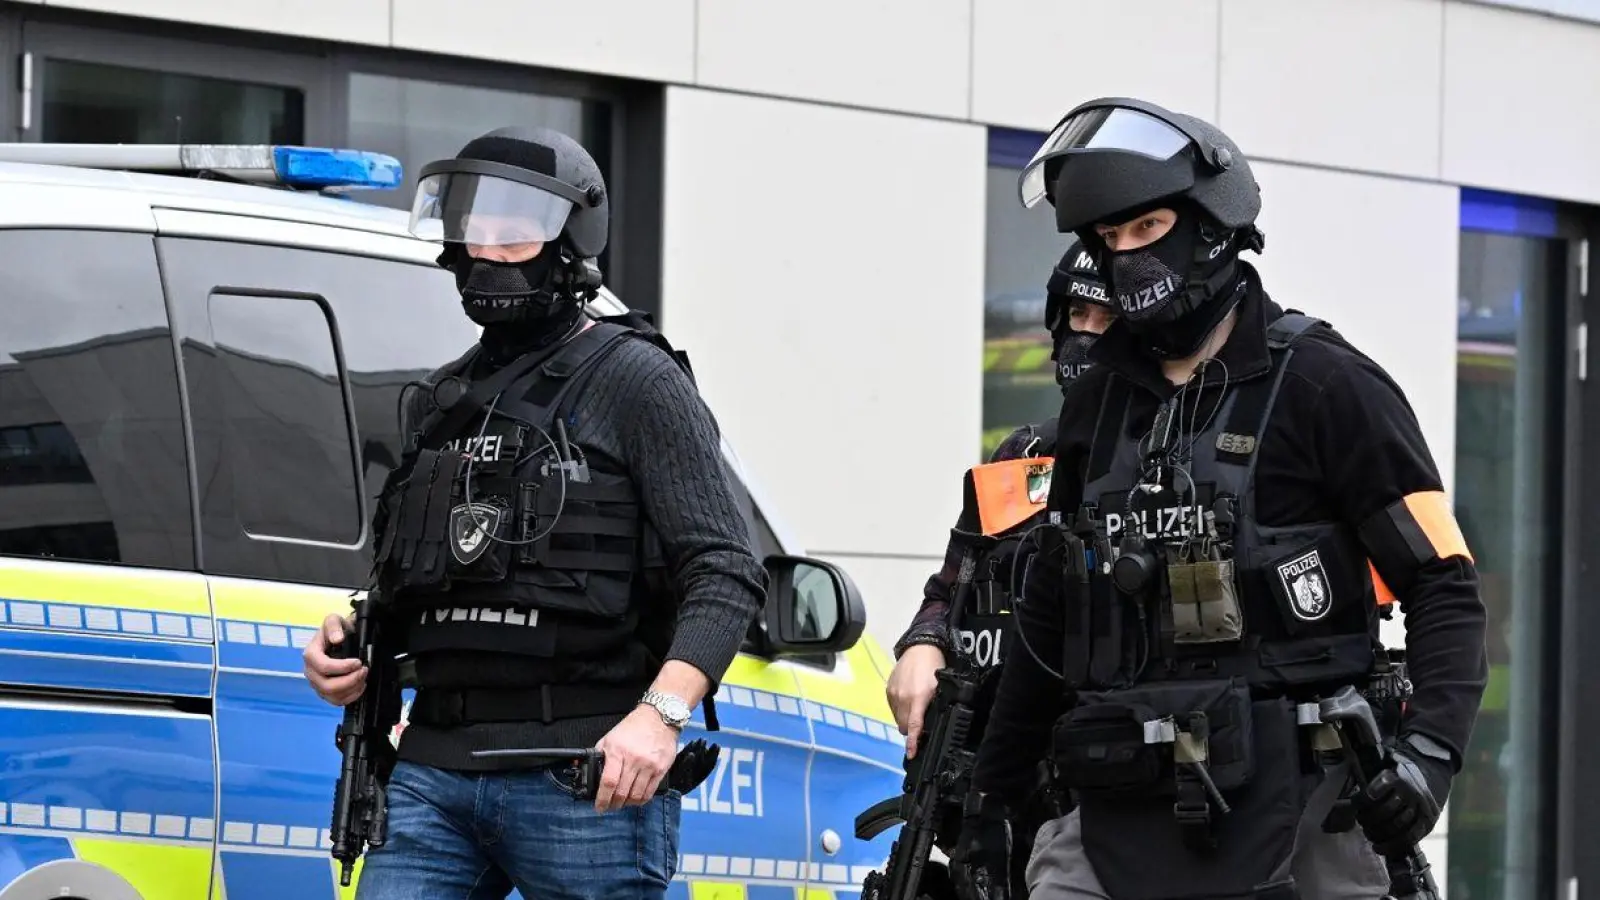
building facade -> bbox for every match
[0,0,1596,897]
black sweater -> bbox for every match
[396,324,767,769]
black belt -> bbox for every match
[410,684,648,727]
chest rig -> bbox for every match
[1045,314,1384,900]
[950,419,1059,673]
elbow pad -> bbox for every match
[1358,491,1474,597]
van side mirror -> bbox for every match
[761,554,867,658]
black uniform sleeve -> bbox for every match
[894,424,1043,659]
[970,421,1082,809]
[1312,354,1489,767]
[620,357,767,688]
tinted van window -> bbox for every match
[159,236,479,587]
[0,230,194,569]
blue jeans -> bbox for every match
[354,760,681,899]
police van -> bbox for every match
[0,144,905,900]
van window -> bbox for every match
[158,236,479,587]
[207,290,362,545]
[0,230,194,570]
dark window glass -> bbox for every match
[1448,228,1566,900]
[982,142,1071,462]
[160,237,480,587]
[0,230,194,569]
[41,59,304,144]
[207,291,361,546]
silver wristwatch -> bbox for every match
[639,690,692,730]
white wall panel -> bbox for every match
[660,86,986,560]
[43,0,389,44]
[694,0,972,119]
[1442,0,1600,203]
[1246,161,1461,501]
[971,0,1221,132]
[391,0,696,84]
[1218,0,1445,179]
[815,553,945,661]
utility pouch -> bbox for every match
[1171,559,1246,644]
[1051,678,1255,800]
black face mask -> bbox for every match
[454,252,585,365]
[1107,217,1197,325]
[1054,330,1099,391]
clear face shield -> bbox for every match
[1016,106,1197,211]
[407,158,588,248]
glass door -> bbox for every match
[1449,189,1590,900]
[17,18,331,146]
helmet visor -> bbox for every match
[1018,107,1195,209]
[408,172,575,247]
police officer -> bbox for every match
[885,239,1115,895]
[301,125,766,899]
[952,97,1489,900]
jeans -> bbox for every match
[354,760,681,899]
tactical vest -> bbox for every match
[1047,314,1384,900]
[370,314,699,726]
[950,418,1058,673]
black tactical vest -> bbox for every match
[951,417,1059,673]
[1045,313,1386,900]
[370,316,692,721]
[1063,313,1378,695]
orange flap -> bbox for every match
[967,456,1054,536]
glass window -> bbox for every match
[207,291,362,546]
[982,128,1075,461]
[345,73,602,214]
[160,237,481,587]
[41,59,304,144]
[1447,196,1567,900]
[0,230,194,570]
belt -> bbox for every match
[409,683,648,727]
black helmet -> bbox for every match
[408,125,609,260]
[1044,235,1112,332]
[1017,97,1261,240]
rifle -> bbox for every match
[855,550,987,900]
[326,585,403,887]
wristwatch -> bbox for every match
[639,690,692,730]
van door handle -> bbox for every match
[820,828,841,855]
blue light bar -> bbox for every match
[271,146,404,192]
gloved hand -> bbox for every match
[1352,733,1455,858]
[950,791,1013,900]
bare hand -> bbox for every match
[593,706,679,813]
[887,644,945,759]
[302,613,365,706]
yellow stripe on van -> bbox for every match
[789,643,895,725]
[798,890,835,900]
[210,576,358,630]
[72,837,211,900]
[720,651,805,697]
[689,880,748,899]
[334,856,365,900]
[0,557,209,616]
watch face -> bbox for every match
[663,697,690,723]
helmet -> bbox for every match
[407,125,609,260]
[1043,235,1112,333]
[1017,97,1261,239]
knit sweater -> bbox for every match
[394,324,767,770]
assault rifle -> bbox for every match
[326,584,403,887]
[854,551,988,900]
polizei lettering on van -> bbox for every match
[681,747,765,817]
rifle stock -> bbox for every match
[327,587,401,887]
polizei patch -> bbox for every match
[1276,549,1332,621]
[449,502,502,565]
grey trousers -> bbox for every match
[1025,808,1391,900]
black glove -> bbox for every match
[1352,733,1455,858]
[950,791,1013,900]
